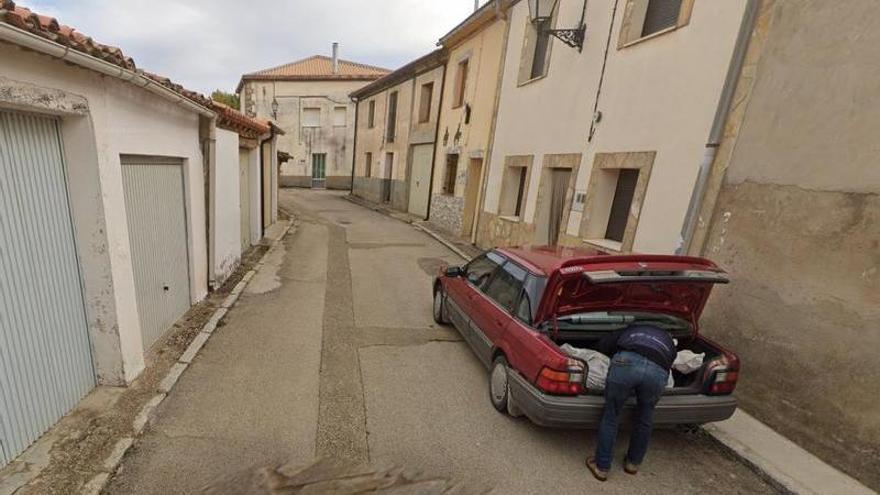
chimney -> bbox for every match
[332,42,339,74]
[474,0,479,11]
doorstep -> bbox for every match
[702,410,875,495]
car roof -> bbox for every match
[495,245,721,277]
[496,246,606,276]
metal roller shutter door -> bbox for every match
[0,111,95,467]
[121,156,191,349]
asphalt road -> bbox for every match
[107,189,775,494]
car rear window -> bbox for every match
[484,262,527,312]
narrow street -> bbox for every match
[107,189,774,494]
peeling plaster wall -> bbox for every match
[243,79,370,188]
[699,1,880,488]
[351,65,445,212]
[1,42,208,385]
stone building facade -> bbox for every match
[238,50,389,189]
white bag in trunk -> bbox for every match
[560,344,610,390]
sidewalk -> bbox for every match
[0,220,292,495]
[343,192,877,495]
[705,411,875,495]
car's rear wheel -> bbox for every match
[489,356,510,413]
[433,288,448,325]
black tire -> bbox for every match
[432,287,448,325]
[489,356,510,413]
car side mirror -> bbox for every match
[445,266,464,277]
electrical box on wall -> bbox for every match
[572,190,587,212]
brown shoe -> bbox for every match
[623,458,639,475]
[586,458,608,482]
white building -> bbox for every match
[480,0,748,254]
[0,3,280,467]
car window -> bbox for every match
[515,275,545,324]
[464,252,503,290]
[484,262,527,312]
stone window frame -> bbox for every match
[532,153,582,242]
[578,151,655,253]
[617,0,695,49]
[517,5,560,86]
[498,155,534,221]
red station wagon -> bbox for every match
[433,246,739,427]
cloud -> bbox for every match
[20,0,487,94]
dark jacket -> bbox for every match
[597,325,676,371]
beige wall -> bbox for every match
[433,18,507,196]
[482,0,745,253]
[242,79,369,187]
[430,14,507,236]
[352,65,444,208]
[696,1,880,489]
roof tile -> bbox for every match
[242,55,390,81]
[0,0,213,110]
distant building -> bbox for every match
[238,46,389,189]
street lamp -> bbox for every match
[271,97,279,120]
[527,0,587,52]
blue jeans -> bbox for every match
[594,351,668,471]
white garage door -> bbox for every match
[0,111,95,467]
[408,144,433,218]
[121,156,191,349]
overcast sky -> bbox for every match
[23,0,488,94]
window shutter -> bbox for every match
[605,169,640,242]
[641,0,683,37]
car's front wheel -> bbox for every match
[433,287,448,325]
[489,356,510,413]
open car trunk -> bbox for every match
[536,256,731,396]
[550,332,722,395]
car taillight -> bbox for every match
[703,355,740,395]
[536,359,585,396]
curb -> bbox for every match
[343,194,474,262]
[83,220,294,494]
[411,224,471,261]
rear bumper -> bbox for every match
[508,370,737,428]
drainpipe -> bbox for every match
[425,60,449,221]
[676,0,760,255]
[350,96,359,194]
[200,115,217,290]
